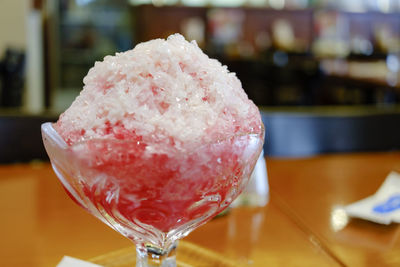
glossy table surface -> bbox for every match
[1,152,400,266]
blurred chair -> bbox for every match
[0,114,57,163]
[261,110,400,157]
[0,49,25,107]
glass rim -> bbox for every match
[41,122,265,150]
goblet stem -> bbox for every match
[136,242,177,267]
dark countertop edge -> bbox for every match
[1,105,400,118]
[259,105,400,117]
[0,108,60,119]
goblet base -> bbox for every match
[136,242,177,267]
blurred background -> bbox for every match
[1,0,399,113]
[0,0,400,161]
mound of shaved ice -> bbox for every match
[55,33,262,148]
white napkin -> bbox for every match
[57,256,103,267]
[345,171,400,224]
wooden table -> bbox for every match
[1,152,400,266]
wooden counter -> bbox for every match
[1,152,399,266]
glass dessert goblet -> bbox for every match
[42,122,264,267]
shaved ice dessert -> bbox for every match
[55,33,261,148]
[43,34,263,260]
